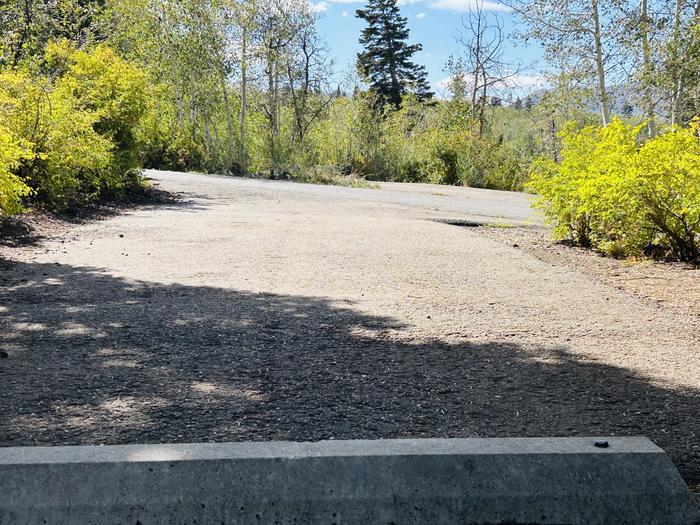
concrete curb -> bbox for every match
[0,437,698,524]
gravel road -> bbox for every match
[144,170,538,223]
[1,170,698,491]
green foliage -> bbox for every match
[529,119,700,262]
[99,0,532,191]
[104,0,246,175]
[42,82,114,207]
[0,42,148,213]
[0,126,32,215]
[305,95,531,191]
[633,122,700,261]
[0,70,50,214]
[0,0,105,67]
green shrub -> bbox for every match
[0,127,32,215]
[633,122,700,261]
[529,119,700,261]
[0,42,149,213]
[49,42,148,195]
[305,95,530,191]
[0,70,52,213]
[41,84,114,207]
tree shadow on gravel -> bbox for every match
[0,218,40,248]
[0,186,200,249]
[0,261,698,491]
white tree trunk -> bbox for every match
[239,26,248,172]
[591,0,611,126]
[641,0,655,137]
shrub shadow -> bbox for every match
[0,217,40,248]
[0,261,698,492]
[0,186,207,249]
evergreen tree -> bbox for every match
[621,102,634,118]
[356,0,433,108]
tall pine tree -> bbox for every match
[356,0,433,108]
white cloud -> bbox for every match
[429,0,509,12]
[310,1,330,12]
[342,10,349,17]
[416,11,427,18]
[437,76,455,90]
[435,72,545,99]
[504,73,546,90]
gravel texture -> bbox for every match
[1,170,698,494]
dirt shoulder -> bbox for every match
[0,185,180,260]
[478,224,700,320]
[0,213,76,254]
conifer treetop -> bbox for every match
[356,0,433,108]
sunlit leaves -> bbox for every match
[0,43,149,213]
[529,118,700,261]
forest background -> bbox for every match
[1,0,699,260]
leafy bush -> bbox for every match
[48,42,148,201]
[305,95,530,191]
[41,83,114,208]
[0,71,49,214]
[529,119,700,261]
[0,42,149,213]
[633,123,700,261]
[0,127,32,215]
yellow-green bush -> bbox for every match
[48,43,148,198]
[0,42,149,213]
[0,127,32,215]
[0,71,48,214]
[529,119,700,261]
[42,84,114,207]
[633,123,700,261]
[0,72,34,214]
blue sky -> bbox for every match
[312,0,545,98]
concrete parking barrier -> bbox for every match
[0,436,697,524]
